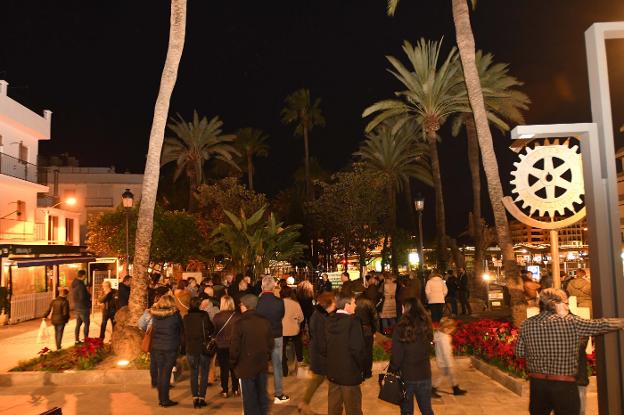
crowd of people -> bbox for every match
[40,264,617,415]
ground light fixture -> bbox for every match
[116,360,129,367]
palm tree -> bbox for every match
[161,111,239,211]
[281,88,325,200]
[355,121,433,273]
[129,0,186,327]
[363,39,469,271]
[235,127,269,191]
[450,51,530,280]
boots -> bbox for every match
[431,387,442,398]
[453,385,467,396]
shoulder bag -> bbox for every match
[141,325,153,353]
[203,312,235,356]
[378,366,406,405]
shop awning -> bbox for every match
[13,256,97,268]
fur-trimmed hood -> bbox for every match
[150,305,178,318]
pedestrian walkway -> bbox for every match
[0,314,112,373]
[0,358,599,415]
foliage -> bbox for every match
[373,342,391,362]
[235,128,270,189]
[211,205,305,278]
[196,177,268,233]
[306,164,389,269]
[161,111,239,210]
[86,203,205,264]
[11,338,111,372]
[281,89,326,137]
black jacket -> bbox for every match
[118,283,130,308]
[45,296,70,325]
[213,310,240,349]
[458,272,469,293]
[99,289,118,318]
[256,292,285,338]
[183,309,214,356]
[71,278,91,311]
[150,306,183,352]
[229,310,274,379]
[389,326,432,382]
[365,284,381,308]
[446,276,459,298]
[318,279,332,293]
[355,295,379,336]
[308,305,330,375]
[325,312,365,386]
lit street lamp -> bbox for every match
[46,196,77,244]
[122,189,134,275]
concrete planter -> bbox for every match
[0,369,150,387]
[470,356,528,396]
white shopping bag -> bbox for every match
[37,318,50,344]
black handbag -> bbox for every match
[378,369,406,405]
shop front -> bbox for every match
[0,244,95,324]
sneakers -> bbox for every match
[233,390,240,397]
[274,394,290,404]
[220,391,229,398]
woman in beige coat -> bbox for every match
[280,286,304,376]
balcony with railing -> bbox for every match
[0,218,45,241]
[0,152,38,184]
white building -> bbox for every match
[38,165,142,241]
[0,80,91,323]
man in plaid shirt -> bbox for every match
[515,288,624,415]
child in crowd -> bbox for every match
[432,317,467,397]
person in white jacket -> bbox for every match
[425,272,447,322]
[281,286,304,376]
[432,317,467,397]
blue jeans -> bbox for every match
[74,309,90,342]
[271,337,283,396]
[401,379,434,415]
[241,372,269,415]
[187,353,209,398]
[152,350,177,404]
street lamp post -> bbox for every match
[414,195,425,272]
[122,189,134,275]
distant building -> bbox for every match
[509,218,587,248]
[38,165,142,242]
[0,80,93,324]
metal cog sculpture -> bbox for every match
[510,139,584,218]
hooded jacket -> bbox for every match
[308,305,330,375]
[229,309,274,379]
[325,312,365,386]
[150,305,183,352]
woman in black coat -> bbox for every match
[183,297,215,408]
[150,294,184,408]
[389,298,434,415]
[298,292,336,414]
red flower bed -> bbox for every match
[452,319,526,378]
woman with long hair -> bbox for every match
[183,297,215,408]
[389,297,434,415]
[296,280,315,332]
[212,295,241,398]
[150,294,183,408]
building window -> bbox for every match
[48,215,58,242]
[16,200,25,221]
[65,218,74,244]
[18,142,28,163]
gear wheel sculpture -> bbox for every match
[510,139,584,218]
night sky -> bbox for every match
[1,0,623,241]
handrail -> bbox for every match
[0,152,38,183]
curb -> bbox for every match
[0,369,150,387]
[470,356,527,396]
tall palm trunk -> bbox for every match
[465,115,484,280]
[188,168,199,212]
[128,0,186,326]
[246,149,254,191]
[303,123,312,200]
[427,133,448,271]
[451,0,523,325]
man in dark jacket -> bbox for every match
[457,268,472,315]
[71,270,91,344]
[230,294,274,415]
[299,292,336,414]
[256,276,289,404]
[325,293,365,415]
[118,275,131,308]
[318,273,333,293]
[44,289,70,350]
[445,270,459,316]
[355,293,379,379]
